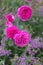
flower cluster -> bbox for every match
[6,24,31,47]
[0,45,11,56]
[6,5,32,47]
[11,37,43,65]
[12,54,42,65]
[1,0,43,65]
[27,37,43,55]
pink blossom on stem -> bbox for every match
[25,0,31,2]
[6,13,15,22]
[6,26,19,39]
[17,5,33,21]
[14,30,31,47]
[6,21,13,27]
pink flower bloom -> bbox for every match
[6,26,19,39]
[17,5,33,21]
[6,13,15,22]
[25,0,31,2]
[6,21,13,27]
[14,30,31,47]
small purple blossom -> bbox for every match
[38,6,43,16]
[27,37,43,55]
[42,32,43,35]
[0,46,11,56]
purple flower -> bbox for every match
[1,43,6,47]
[4,50,11,56]
[42,32,43,35]
[0,46,11,56]
[38,6,43,16]
[27,37,43,55]
[14,55,27,65]
[30,37,43,48]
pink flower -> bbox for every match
[17,5,33,21]
[6,26,19,39]
[25,0,31,2]
[6,13,15,22]
[6,21,13,27]
[14,30,31,47]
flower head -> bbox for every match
[6,13,15,22]
[17,5,33,21]
[25,0,31,2]
[14,30,31,47]
[6,21,13,27]
[6,26,19,39]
